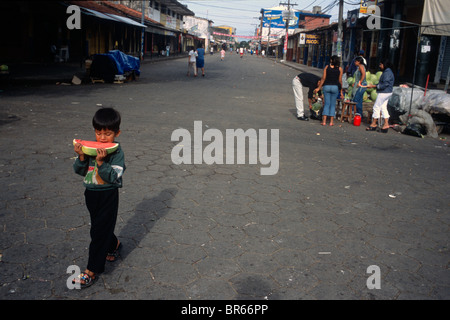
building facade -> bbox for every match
[286,0,450,88]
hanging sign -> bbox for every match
[360,0,377,14]
[299,33,306,45]
[305,34,320,45]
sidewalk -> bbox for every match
[0,53,188,85]
[277,59,324,77]
[277,58,450,93]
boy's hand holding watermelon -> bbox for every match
[74,142,85,162]
[95,148,108,166]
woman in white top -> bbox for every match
[187,46,198,77]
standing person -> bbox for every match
[72,107,125,288]
[351,56,367,117]
[365,60,395,133]
[347,49,367,77]
[196,43,205,77]
[166,45,170,57]
[239,47,244,58]
[314,55,343,126]
[220,48,225,61]
[187,46,198,77]
[292,72,322,121]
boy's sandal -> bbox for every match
[106,242,122,262]
[73,272,98,289]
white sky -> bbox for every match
[179,0,362,39]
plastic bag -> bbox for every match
[403,123,426,138]
[342,73,349,89]
[387,87,439,138]
[422,89,450,116]
[310,101,323,120]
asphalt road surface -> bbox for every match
[0,52,449,302]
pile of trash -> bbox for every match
[387,86,450,138]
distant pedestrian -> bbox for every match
[166,45,170,57]
[239,47,244,58]
[187,46,198,77]
[314,55,343,126]
[196,44,205,77]
[72,107,125,288]
[220,48,225,61]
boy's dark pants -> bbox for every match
[84,188,119,274]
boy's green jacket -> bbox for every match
[73,144,125,190]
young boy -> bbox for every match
[73,107,125,288]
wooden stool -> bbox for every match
[335,99,343,119]
[340,101,357,123]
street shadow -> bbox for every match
[114,188,177,263]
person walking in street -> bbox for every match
[365,60,395,133]
[72,107,125,288]
[220,48,225,61]
[292,72,322,121]
[187,46,198,77]
[196,44,206,77]
[314,55,343,126]
[351,56,367,117]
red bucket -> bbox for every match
[353,113,361,126]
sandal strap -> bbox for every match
[107,242,122,257]
[76,272,93,284]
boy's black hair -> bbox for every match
[92,107,121,133]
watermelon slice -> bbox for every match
[73,139,119,156]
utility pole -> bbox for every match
[279,0,297,61]
[337,0,344,64]
[259,9,264,54]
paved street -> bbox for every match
[0,52,449,301]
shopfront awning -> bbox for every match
[81,8,118,22]
[421,0,450,36]
[107,13,147,28]
[80,7,146,28]
[145,26,176,37]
